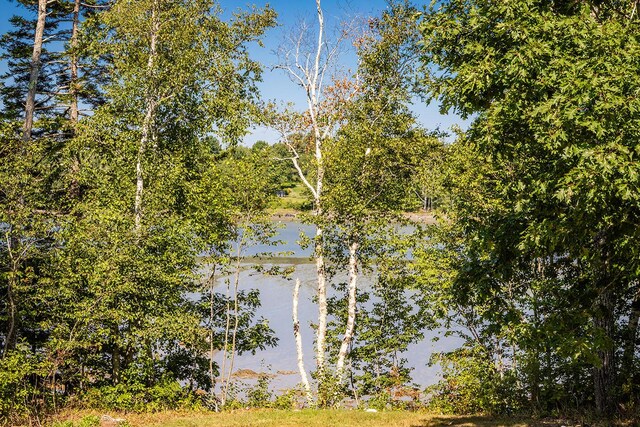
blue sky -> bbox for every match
[0,0,466,144]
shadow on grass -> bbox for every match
[411,415,531,427]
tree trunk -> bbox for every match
[335,239,359,379]
[621,286,640,387]
[68,0,81,199]
[208,263,217,396]
[112,325,120,384]
[134,2,159,231]
[221,232,244,407]
[293,278,313,404]
[225,246,242,396]
[22,0,47,141]
[220,260,232,406]
[529,291,541,409]
[315,223,328,372]
[3,231,20,356]
[4,272,18,356]
[69,0,80,125]
[593,289,615,414]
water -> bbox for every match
[208,220,464,392]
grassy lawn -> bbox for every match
[269,183,313,212]
[52,410,550,427]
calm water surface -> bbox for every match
[208,221,463,390]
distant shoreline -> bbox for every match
[268,209,437,224]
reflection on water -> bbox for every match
[239,221,314,259]
[206,221,463,391]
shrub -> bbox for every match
[426,346,526,415]
[0,346,50,424]
[80,379,199,412]
[245,374,273,408]
[273,388,300,410]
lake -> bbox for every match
[207,221,463,392]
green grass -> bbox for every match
[53,410,540,427]
[270,183,312,211]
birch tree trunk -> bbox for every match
[22,0,47,141]
[293,278,313,404]
[224,244,242,400]
[208,263,217,398]
[310,0,328,375]
[221,230,245,407]
[335,239,359,379]
[274,0,352,384]
[314,222,328,371]
[135,1,159,231]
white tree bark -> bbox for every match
[135,1,159,231]
[274,0,356,382]
[220,225,247,407]
[219,268,232,406]
[335,239,359,379]
[22,0,47,141]
[309,0,328,373]
[208,263,217,403]
[293,278,313,404]
[314,223,328,371]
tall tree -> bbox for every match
[271,0,354,381]
[324,0,432,383]
[272,1,435,405]
[419,0,640,414]
[63,0,276,389]
[22,0,47,141]
[1,0,276,419]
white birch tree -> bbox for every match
[271,0,357,388]
[271,1,432,404]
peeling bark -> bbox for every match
[315,224,328,371]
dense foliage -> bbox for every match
[417,0,640,416]
[0,0,277,423]
[1,0,639,423]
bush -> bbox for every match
[0,346,50,424]
[426,346,526,415]
[245,374,273,408]
[273,388,300,410]
[80,379,200,412]
[77,415,100,427]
